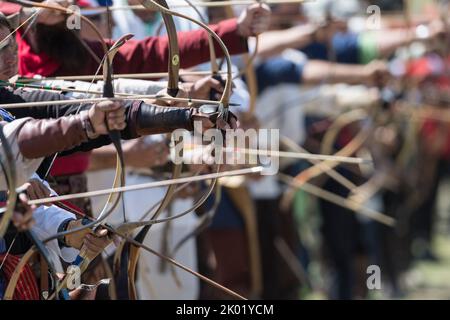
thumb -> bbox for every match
[96,228,109,238]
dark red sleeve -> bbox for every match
[105,18,248,74]
[0,2,22,15]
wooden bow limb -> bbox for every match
[115,0,184,300]
[280,135,358,191]
[102,223,249,300]
[0,4,41,47]
[3,247,39,300]
[42,200,247,301]
[279,104,376,211]
[7,0,109,54]
[320,108,369,155]
[165,182,224,275]
[91,34,134,225]
[136,172,201,223]
[141,0,234,106]
[347,172,388,206]
[116,235,246,300]
[241,54,258,116]
[40,207,247,301]
[153,2,235,273]
[121,160,183,299]
[280,128,372,211]
[278,174,396,227]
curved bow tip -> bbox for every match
[110,34,135,52]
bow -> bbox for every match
[112,0,182,300]
[43,34,136,298]
[113,0,236,299]
[173,2,262,254]
[280,108,372,210]
[160,0,224,267]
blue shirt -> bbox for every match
[301,32,360,64]
[208,189,245,229]
[254,57,305,93]
[0,108,14,122]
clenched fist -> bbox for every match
[86,100,127,137]
[12,193,36,232]
[237,3,271,37]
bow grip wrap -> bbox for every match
[71,217,93,266]
[208,74,230,141]
[103,78,123,155]
[133,103,194,135]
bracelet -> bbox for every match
[81,113,99,139]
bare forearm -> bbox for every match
[88,145,119,171]
[257,24,316,60]
[302,61,371,85]
[374,28,415,57]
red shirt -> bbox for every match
[1,3,248,176]
[407,56,450,159]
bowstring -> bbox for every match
[106,0,128,224]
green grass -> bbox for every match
[402,235,450,300]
